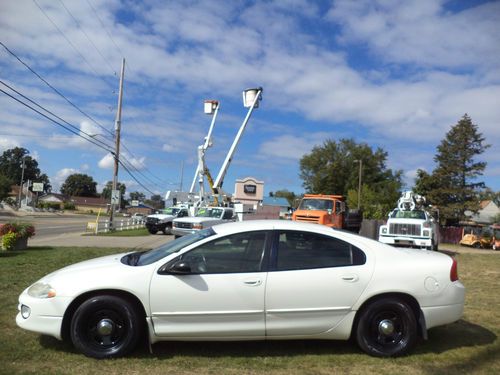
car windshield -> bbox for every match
[390,210,426,220]
[196,208,223,218]
[298,199,333,211]
[162,207,179,215]
[133,228,215,266]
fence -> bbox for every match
[86,218,145,234]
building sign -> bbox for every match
[131,200,139,207]
[244,184,257,194]
[32,182,44,192]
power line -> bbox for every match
[58,0,117,77]
[31,0,116,90]
[0,41,115,137]
[85,0,135,74]
[0,80,114,152]
[0,86,114,154]
[118,159,156,195]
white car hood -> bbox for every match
[175,217,222,224]
[148,214,175,220]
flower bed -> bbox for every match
[0,222,35,251]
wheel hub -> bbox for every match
[378,319,395,335]
[96,318,114,336]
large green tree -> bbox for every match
[144,194,164,210]
[414,114,490,224]
[60,174,97,197]
[0,174,13,201]
[299,138,403,218]
[0,147,51,193]
[269,189,297,207]
[102,181,127,200]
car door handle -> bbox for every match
[341,275,359,282]
[243,279,262,286]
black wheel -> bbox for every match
[356,298,417,357]
[162,223,172,235]
[473,242,481,249]
[70,295,143,359]
[147,228,158,235]
[432,241,438,251]
[174,235,181,239]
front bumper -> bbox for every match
[171,227,199,237]
[379,235,432,248]
[16,292,72,340]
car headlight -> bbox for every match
[27,282,56,298]
[381,227,387,234]
[423,229,430,237]
[193,223,203,229]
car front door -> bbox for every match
[265,230,373,336]
[150,230,270,338]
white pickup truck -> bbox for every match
[145,206,189,235]
[378,191,439,251]
[172,207,235,237]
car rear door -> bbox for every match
[265,230,373,336]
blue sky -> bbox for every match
[1,0,499,199]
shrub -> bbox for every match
[63,202,76,210]
[1,232,19,251]
[0,222,36,239]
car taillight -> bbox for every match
[450,257,459,281]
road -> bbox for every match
[0,213,94,237]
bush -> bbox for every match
[0,222,36,239]
[1,232,19,251]
[63,202,76,210]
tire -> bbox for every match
[162,223,172,235]
[355,298,417,357]
[431,240,438,251]
[174,235,181,239]
[147,228,158,235]
[473,242,481,249]
[70,295,143,359]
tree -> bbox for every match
[414,114,490,224]
[0,174,13,201]
[0,147,51,193]
[145,194,164,210]
[129,191,146,202]
[269,189,297,207]
[102,181,127,200]
[300,138,403,218]
[60,174,97,197]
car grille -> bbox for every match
[146,217,159,224]
[175,222,193,229]
[294,215,320,224]
[389,223,421,236]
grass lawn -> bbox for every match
[0,247,498,375]
[92,228,150,237]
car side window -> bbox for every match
[223,210,233,220]
[276,230,366,271]
[180,231,268,274]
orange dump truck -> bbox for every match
[292,194,362,232]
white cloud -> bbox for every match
[51,167,79,193]
[0,137,20,152]
[98,153,114,169]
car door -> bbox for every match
[265,230,372,336]
[150,230,270,338]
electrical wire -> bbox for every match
[0,86,114,154]
[0,41,115,137]
[0,80,115,152]
[58,0,117,77]
[32,0,116,91]
[85,0,135,74]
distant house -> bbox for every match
[69,196,108,213]
[39,193,67,205]
[125,203,154,216]
[262,196,291,218]
[471,200,500,224]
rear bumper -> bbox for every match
[421,281,465,329]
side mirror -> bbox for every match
[160,260,192,275]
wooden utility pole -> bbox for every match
[109,58,125,230]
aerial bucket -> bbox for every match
[243,88,262,108]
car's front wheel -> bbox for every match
[162,223,172,235]
[355,298,417,357]
[147,227,158,235]
[70,295,143,359]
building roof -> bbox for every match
[262,196,290,207]
[70,196,108,207]
[39,193,67,202]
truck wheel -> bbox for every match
[147,228,158,235]
[431,241,438,251]
[162,223,172,235]
[473,242,481,249]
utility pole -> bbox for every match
[18,156,25,209]
[354,159,363,210]
[109,58,125,230]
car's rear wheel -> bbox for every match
[70,295,142,359]
[356,298,417,357]
[473,242,481,249]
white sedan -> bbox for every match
[16,220,465,359]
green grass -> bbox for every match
[92,227,150,237]
[0,247,498,374]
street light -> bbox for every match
[354,159,362,210]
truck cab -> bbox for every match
[292,194,345,228]
[145,206,189,235]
